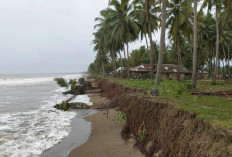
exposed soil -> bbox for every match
[97,78,232,157]
[68,81,143,157]
[192,91,232,98]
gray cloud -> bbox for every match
[0,0,157,74]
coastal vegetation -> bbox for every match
[87,0,232,155]
[54,77,92,111]
[89,0,232,94]
[106,77,232,127]
[113,111,127,125]
[98,78,232,156]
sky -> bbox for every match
[0,0,159,74]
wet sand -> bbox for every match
[68,93,143,157]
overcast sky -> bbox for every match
[0,0,160,74]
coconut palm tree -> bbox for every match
[192,0,198,88]
[94,10,114,76]
[133,1,160,49]
[151,0,168,96]
[103,0,140,77]
[167,0,193,81]
[201,0,222,82]
[222,0,232,27]
[92,31,108,76]
[145,0,156,78]
[133,0,160,78]
[221,1,232,77]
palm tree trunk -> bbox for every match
[213,54,216,78]
[192,0,198,88]
[228,44,230,77]
[177,34,181,82]
[218,60,220,74]
[102,59,105,76]
[151,0,168,96]
[119,51,123,77]
[223,59,225,74]
[207,54,211,79]
[145,0,155,79]
[126,42,130,60]
[222,45,226,74]
[214,6,220,82]
[211,47,215,79]
[123,45,126,59]
[145,34,149,50]
[112,52,117,77]
[201,65,204,78]
[119,51,123,67]
[126,42,130,78]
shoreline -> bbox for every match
[44,78,143,157]
[41,109,97,157]
[68,92,143,157]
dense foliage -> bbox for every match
[89,0,232,92]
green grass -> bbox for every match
[107,77,232,128]
[196,80,232,92]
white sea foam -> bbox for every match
[0,74,81,86]
[70,95,93,106]
[0,73,93,157]
[0,84,94,157]
[0,87,79,157]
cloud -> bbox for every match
[0,0,153,74]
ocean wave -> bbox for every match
[0,74,82,86]
[0,87,93,157]
[70,95,93,106]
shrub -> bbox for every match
[185,82,193,90]
[138,129,148,142]
[54,78,69,89]
[113,111,127,125]
[210,82,217,85]
[54,101,70,111]
[177,89,183,95]
[78,77,86,85]
[69,102,90,109]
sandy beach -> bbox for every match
[68,93,143,157]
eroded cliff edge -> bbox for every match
[97,78,232,157]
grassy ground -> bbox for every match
[107,77,232,128]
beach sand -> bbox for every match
[68,93,143,157]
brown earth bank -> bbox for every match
[96,78,232,157]
[68,92,143,157]
[69,77,232,157]
[192,91,232,98]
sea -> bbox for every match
[0,73,92,157]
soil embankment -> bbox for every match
[97,78,232,157]
[192,91,232,99]
[68,78,143,157]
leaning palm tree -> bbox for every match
[151,0,168,96]
[167,0,193,81]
